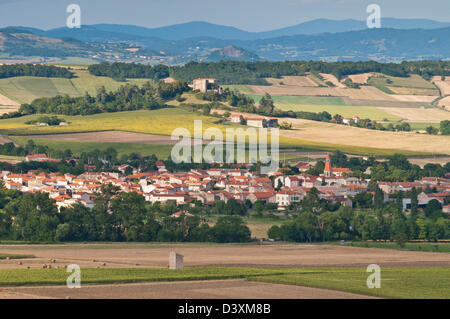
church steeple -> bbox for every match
[324,154,332,177]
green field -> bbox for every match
[368,74,437,89]
[248,94,347,106]
[0,266,448,299]
[0,106,430,157]
[408,122,441,131]
[0,253,34,259]
[247,94,402,121]
[0,70,151,104]
[346,242,450,253]
[9,137,175,159]
[0,108,236,136]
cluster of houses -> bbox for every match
[2,154,449,214]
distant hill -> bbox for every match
[3,20,450,63]
[206,46,260,62]
[14,18,450,42]
[0,27,161,61]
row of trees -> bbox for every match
[268,202,449,243]
[18,81,188,116]
[168,60,450,84]
[0,186,250,243]
[88,62,170,82]
[302,152,450,182]
[0,64,74,79]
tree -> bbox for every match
[212,216,251,243]
[440,120,450,135]
[426,126,439,135]
[258,93,275,115]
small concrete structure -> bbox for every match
[169,251,184,270]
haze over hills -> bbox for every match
[2,18,450,64]
[13,18,450,41]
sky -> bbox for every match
[0,0,450,31]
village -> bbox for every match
[2,153,449,215]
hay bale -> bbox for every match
[17,261,22,265]
[5,257,10,260]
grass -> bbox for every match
[368,74,437,89]
[248,94,347,106]
[246,94,402,121]
[9,137,175,159]
[0,108,236,136]
[251,267,450,299]
[0,70,150,104]
[346,241,450,253]
[0,266,448,299]
[408,122,441,131]
[0,253,34,259]
[0,154,25,162]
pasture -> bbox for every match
[0,70,150,103]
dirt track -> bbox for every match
[0,280,376,299]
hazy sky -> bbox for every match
[1,0,449,31]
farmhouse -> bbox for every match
[26,153,48,162]
[192,78,223,94]
[245,117,278,128]
[231,114,244,123]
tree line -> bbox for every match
[16,81,188,116]
[0,185,250,243]
[0,64,74,79]
[88,62,170,82]
[89,60,450,85]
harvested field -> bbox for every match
[387,87,439,96]
[408,156,450,167]
[432,76,450,95]
[19,131,187,145]
[248,84,341,96]
[265,76,317,87]
[0,280,375,299]
[278,118,450,154]
[390,95,437,103]
[378,107,450,122]
[0,243,449,270]
[214,109,450,155]
[342,73,372,84]
[0,92,19,107]
[319,73,345,88]
[438,96,450,108]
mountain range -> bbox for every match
[2,18,450,64]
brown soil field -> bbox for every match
[432,76,450,95]
[0,134,14,145]
[279,117,450,154]
[0,92,19,107]
[438,96,450,108]
[265,76,317,87]
[390,95,437,103]
[247,84,399,102]
[342,73,372,84]
[0,280,376,299]
[319,73,345,88]
[214,109,450,154]
[377,107,450,123]
[387,87,439,96]
[21,131,181,145]
[0,243,449,270]
[408,156,450,167]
